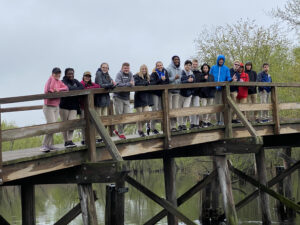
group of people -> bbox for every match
[41,55,272,152]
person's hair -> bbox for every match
[122,62,130,68]
[138,64,150,81]
[65,68,74,75]
[172,55,180,61]
[201,63,211,73]
[233,60,240,65]
[100,62,109,70]
[262,63,269,67]
[184,60,192,65]
[153,61,163,72]
[82,75,92,86]
[192,59,198,63]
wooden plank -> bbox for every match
[88,108,123,161]
[169,105,223,118]
[223,84,233,138]
[21,184,35,225]
[162,89,170,149]
[163,157,177,225]
[84,94,96,162]
[238,103,272,111]
[279,102,300,110]
[227,96,260,140]
[0,215,10,225]
[2,119,85,142]
[0,105,43,113]
[144,170,217,225]
[229,163,300,212]
[78,184,98,225]
[271,87,281,135]
[215,155,238,225]
[125,175,197,225]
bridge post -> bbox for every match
[21,184,36,225]
[200,173,211,225]
[211,156,220,224]
[105,184,116,225]
[223,84,232,138]
[275,166,286,221]
[215,154,238,225]
[271,86,280,135]
[162,89,170,149]
[0,105,3,185]
[163,156,178,225]
[78,184,98,225]
[255,148,272,225]
[115,178,126,225]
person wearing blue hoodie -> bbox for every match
[210,55,233,125]
[257,63,272,123]
[167,55,182,131]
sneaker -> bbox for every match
[232,119,238,124]
[171,128,177,132]
[40,145,50,152]
[65,141,77,148]
[199,121,203,127]
[81,140,85,145]
[177,125,183,131]
[152,129,159,135]
[190,124,195,129]
[217,121,224,126]
[146,126,151,136]
[202,122,208,128]
[207,122,213,127]
[255,119,260,123]
[96,139,103,144]
[182,125,187,130]
[138,130,145,137]
[49,145,59,150]
[119,134,126,139]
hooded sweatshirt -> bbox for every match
[257,71,272,93]
[245,62,258,94]
[199,64,216,98]
[94,68,115,107]
[113,71,134,100]
[167,60,182,93]
[44,76,68,106]
[209,55,232,90]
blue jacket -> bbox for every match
[257,71,272,93]
[209,55,232,90]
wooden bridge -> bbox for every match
[0,82,300,225]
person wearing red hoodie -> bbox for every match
[80,71,100,145]
[41,67,68,152]
[237,63,249,117]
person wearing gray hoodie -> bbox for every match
[113,62,134,139]
[167,55,182,131]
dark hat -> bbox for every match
[52,67,61,74]
[83,71,92,76]
[239,63,244,67]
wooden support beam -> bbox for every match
[125,175,197,225]
[88,107,123,161]
[105,184,117,225]
[271,86,281,135]
[144,170,217,225]
[84,94,97,162]
[78,184,98,225]
[21,184,35,225]
[211,156,220,213]
[227,96,261,142]
[163,157,177,225]
[275,166,286,220]
[162,89,170,149]
[228,163,300,212]
[215,155,238,225]
[0,105,3,185]
[0,215,10,225]
[115,178,126,225]
[200,173,211,225]
[223,84,233,138]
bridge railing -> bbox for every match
[1,82,300,183]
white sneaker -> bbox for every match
[40,146,50,152]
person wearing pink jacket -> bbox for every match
[79,71,101,145]
[41,67,68,152]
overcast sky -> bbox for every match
[0,0,288,126]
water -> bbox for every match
[0,167,299,225]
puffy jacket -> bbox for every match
[180,70,195,97]
[94,68,114,107]
[167,61,182,93]
[59,77,84,110]
[133,74,153,108]
[210,55,232,90]
[245,63,258,94]
[237,72,249,99]
[150,69,170,96]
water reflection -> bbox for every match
[0,168,299,225]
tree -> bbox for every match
[271,0,300,30]
[194,19,292,77]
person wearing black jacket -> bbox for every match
[229,60,241,123]
[245,61,258,122]
[199,63,216,127]
[59,68,84,148]
[190,59,202,129]
[150,61,169,134]
[134,65,153,137]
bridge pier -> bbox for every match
[115,178,126,225]
[21,184,35,225]
[200,173,211,225]
[255,148,272,225]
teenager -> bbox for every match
[113,62,134,139]
[258,63,272,123]
[80,71,100,145]
[150,61,170,134]
[41,67,68,152]
[236,63,249,117]
[210,55,234,125]
[190,59,202,129]
[230,60,241,123]
[94,63,116,140]
[59,68,84,148]
[167,56,182,131]
[178,60,195,131]
[199,63,215,128]
[245,61,258,122]
[134,65,153,137]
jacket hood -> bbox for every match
[171,56,180,68]
[245,61,252,70]
[201,63,211,73]
[216,55,225,66]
